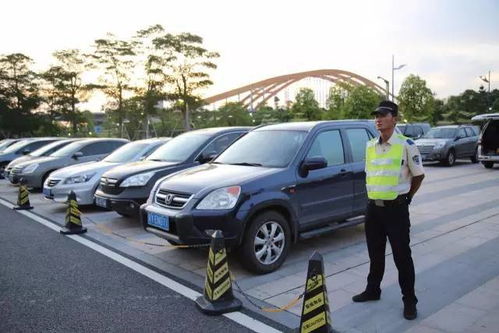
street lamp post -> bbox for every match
[377,76,390,100]
[391,55,407,101]
[479,71,491,93]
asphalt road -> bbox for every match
[0,205,254,333]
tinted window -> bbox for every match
[424,128,457,139]
[202,133,243,155]
[24,140,54,153]
[2,140,31,154]
[215,130,307,168]
[457,128,466,138]
[306,130,344,166]
[31,140,68,157]
[147,133,210,162]
[80,141,120,156]
[464,127,474,137]
[50,141,86,157]
[103,142,149,163]
[346,128,371,163]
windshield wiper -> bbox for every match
[147,158,165,162]
[228,162,263,167]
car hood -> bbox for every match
[15,156,61,169]
[7,155,36,168]
[158,163,281,197]
[50,161,119,179]
[415,138,451,145]
[102,160,179,180]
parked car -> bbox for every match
[6,139,80,182]
[0,139,22,152]
[13,138,128,189]
[94,127,250,217]
[471,113,499,169]
[415,125,479,166]
[43,138,170,205]
[141,120,382,273]
[396,123,431,139]
[0,138,60,176]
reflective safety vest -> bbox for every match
[365,135,407,200]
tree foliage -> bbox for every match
[291,88,322,120]
[397,74,435,122]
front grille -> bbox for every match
[99,177,123,195]
[417,145,434,155]
[155,189,192,209]
[100,177,118,187]
[47,179,61,187]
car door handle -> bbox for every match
[339,169,349,177]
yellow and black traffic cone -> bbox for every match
[299,251,333,333]
[195,230,242,315]
[60,191,87,235]
[14,178,33,210]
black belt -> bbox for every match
[369,195,408,207]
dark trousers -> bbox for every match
[365,200,417,304]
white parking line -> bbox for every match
[0,198,281,333]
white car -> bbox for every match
[43,138,170,205]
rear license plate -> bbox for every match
[95,197,108,208]
[43,187,52,197]
[147,213,169,231]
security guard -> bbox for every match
[352,100,425,320]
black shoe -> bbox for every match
[352,291,381,302]
[403,303,417,320]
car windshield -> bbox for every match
[103,141,149,163]
[146,133,209,162]
[423,128,457,139]
[30,140,64,157]
[397,125,407,133]
[215,130,308,168]
[0,139,16,151]
[49,141,86,157]
[2,140,31,154]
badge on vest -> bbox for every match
[412,155,420,164]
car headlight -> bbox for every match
[22,163,39,174]
[121,172,154,187]
[433,142,446,150]
[64,173,96,184]
[197,186,241,210]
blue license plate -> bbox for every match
[148,213,169,231]
[43,187,52,197]
[95,197,108,208]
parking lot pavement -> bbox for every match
[1,161,499,332]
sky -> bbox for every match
[1,0,498,110]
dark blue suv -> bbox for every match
[141,121,379,273]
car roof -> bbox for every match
[186,127,252,135]
[255,120,375,132]
[132,137,171,143]
[78,138,129,143]
[471,113,499,121]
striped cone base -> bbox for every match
[195,230,242,315]
[14,183,33,210]
[299,251,333,333]
[60,191,87,235]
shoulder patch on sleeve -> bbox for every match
[406,139,415,145]
[412,155,420,164]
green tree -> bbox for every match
[397,74,435,122]
[325,81,351,119]
[91,34,136,137]
[42,49,92,134]
[291,88,322,120]
[154,32,219,130]
[0,53,43,136]
[341,85,382,119]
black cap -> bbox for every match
[371,100,398,116]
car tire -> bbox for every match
[239,210,291,274]
[482,161,494,169]
[443,149,456,167]
[470,149,479,163]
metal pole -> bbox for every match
[391,55,394,101]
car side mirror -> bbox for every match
[198,151,217,164]
[299,157,327,177]
[72,151,83,159]
[22,149,31,155]
[454,136,462,141]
